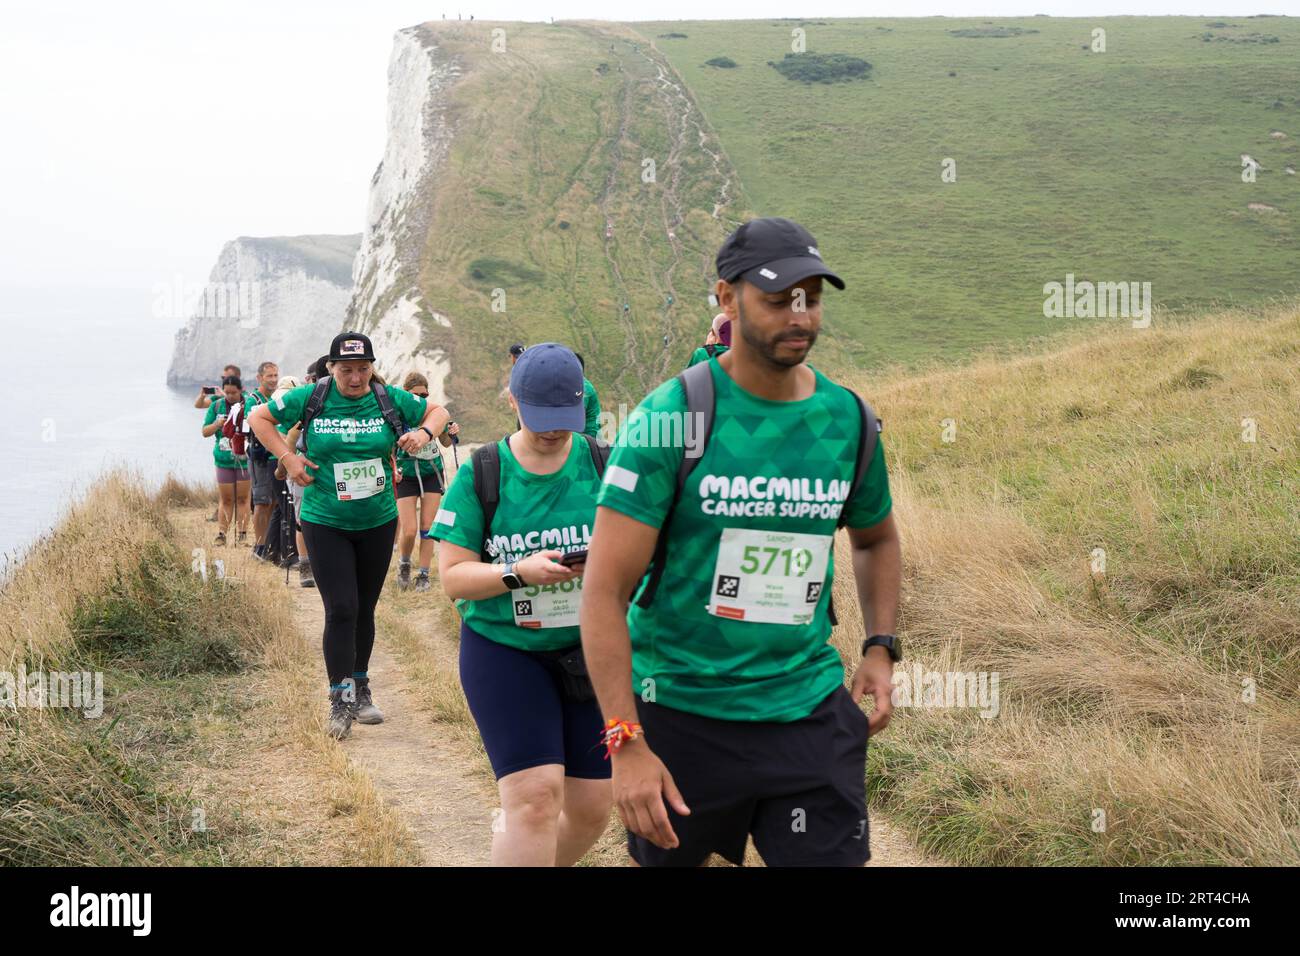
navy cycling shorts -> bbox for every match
[458,622,611,781]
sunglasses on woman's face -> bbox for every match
[413,390,429,398]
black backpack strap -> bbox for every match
[471,440,503,562]
[634,362,716,609]
[581,433,611,477]
[299,378,333,454]
[828,389,882,626]
[370,381,410,439]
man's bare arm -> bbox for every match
[581,504,690,849]
[580,505,657,724]
[847,512,902,735]
[848,511,901,636]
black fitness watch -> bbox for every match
[862,634,902,663]
[419,425,435,441]
[501,561,525,591]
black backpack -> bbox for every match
[299,377,409,454]
[245,392,273,462]
[633,360,881,625]
[470,434,611,562]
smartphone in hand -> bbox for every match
[559,549,588,567]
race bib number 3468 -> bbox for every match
[708,528,832,625]
[513,578,583,629]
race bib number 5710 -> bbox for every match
[708,528,832,625]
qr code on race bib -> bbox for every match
[806,581,823,603]
[336,481,347,493]
[514,600,533,616]
[715,574,740,599]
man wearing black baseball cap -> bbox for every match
[582,216,902,867]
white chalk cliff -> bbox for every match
[346,25,459,406]
[167,234,360,386]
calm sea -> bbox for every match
[0,296,214,567]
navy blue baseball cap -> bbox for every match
[716,217,845,292]
[510,342,586,433]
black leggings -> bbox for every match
[300,518,397,686]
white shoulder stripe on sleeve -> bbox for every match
[604,464,639,493]
[434,508,456,527]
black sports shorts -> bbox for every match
[628,685,870,867]
[395,469,444,499]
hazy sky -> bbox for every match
[1,1,1295,314]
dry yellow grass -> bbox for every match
[0,476,419,865]
[831,303,1300,864]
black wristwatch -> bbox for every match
[862,634,902,662]
[501,561,525,591]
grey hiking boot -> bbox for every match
[327,687,353,740]
[396,562,412,591]
[413,571,431,593]
[299,561,316,589]
[351,679,384,724]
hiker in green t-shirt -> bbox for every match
[432,343,612,866]
[193,363,241,409]
[573,352,602,439]
[393,370,459,592]
[581,217,902,867]
[685,313,732,368]
[247,361,280,560]
[201,375,252,546]
[249,332,450,741]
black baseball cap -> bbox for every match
[715,217,845,292]
[329,331,376,363]
[509,343,526,358]
[510,343,585,433]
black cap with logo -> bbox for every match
[328,331,376,363]
[715,217,845,292]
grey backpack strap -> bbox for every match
[837,389,881,530]
[634,362,716,609]
[471,441,503,562]
[828,389,882,626]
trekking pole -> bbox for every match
[282,476,291,586]
[451,427,460,470]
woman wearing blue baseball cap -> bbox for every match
[431,343,613,865]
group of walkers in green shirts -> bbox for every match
[223,216,900,868]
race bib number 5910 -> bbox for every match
[334,458,386,501]
[708,528,832,625]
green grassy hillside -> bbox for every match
[409,16,1299,430]
[641,16,1300,371]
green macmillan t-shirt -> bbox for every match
[686,344,729,368]
[267,383,428,531]
[597,360,892,723]
[432,435,602,653]
[204,397,244,470]
[583,378,601,438]
[396,423,449,480]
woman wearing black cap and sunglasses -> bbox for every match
[249,331,450,740]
